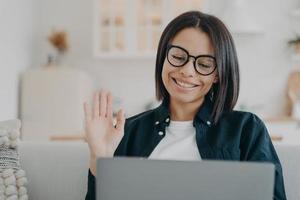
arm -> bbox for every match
[240,115,287,200]
[84,91,125,200]
[85,169,96,200]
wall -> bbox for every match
[209,0,300,117]
[33,0,300,118]
[0,0,38,120]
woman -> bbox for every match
[84,11,286,200]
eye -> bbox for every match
[172,55,186,61]
[197,63,211,68]
[196,57,215,69]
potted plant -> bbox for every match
[288,35,300,53]
[47,29,69,67]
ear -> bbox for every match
[213,75,219,83]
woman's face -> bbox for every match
[162,27,218,106]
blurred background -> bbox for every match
[1,0,300,141]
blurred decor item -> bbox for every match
[20,68,94,140]
[288,35,300,53]
[47,29,69,66]
[286,71,300,119]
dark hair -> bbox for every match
[155,11,239,124]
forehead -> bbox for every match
[170,28,214,56]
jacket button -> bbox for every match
[206,121,211,126]
[165,118,170,123]
[155,121,159,125]
[158,131,164,136]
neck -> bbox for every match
[169,98,205,121]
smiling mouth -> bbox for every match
[172,78,198,88]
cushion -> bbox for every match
[0,119,28,200]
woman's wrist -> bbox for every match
[89,157,97,176]
[89,150,114,176]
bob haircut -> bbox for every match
[155,11,240,124]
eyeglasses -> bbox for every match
[166,45,217,76]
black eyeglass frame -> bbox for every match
[166,44,217,76]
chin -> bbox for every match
[171,94,204,105]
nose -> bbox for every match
[179,57,196,77]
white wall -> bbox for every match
[0,0,38,120]
[33,0,300,118]
[209,0,300,117]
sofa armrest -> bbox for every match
[18,141,90,200]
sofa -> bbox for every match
[18,141,90,200]
[18,141,300,200]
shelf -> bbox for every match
[94,0,204,57]
[49,133,85,141]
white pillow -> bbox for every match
[0,119,28,200]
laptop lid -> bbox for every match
[96,157,274,200]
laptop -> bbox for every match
[96,157,275,200]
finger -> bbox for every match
[84,102,92,122]
[99,90,107,117]
[106,92,113,119]
[115,109,125,133]
[93,91,100,118]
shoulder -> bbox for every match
[219,110,266,129]
[220,111,270,148]
[214,110,268,141]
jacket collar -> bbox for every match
[154,96,213,126]
[195,96,214,125]
[154,98,171,126]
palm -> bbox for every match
[84,91,125,158]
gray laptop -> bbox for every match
[96,157,275,200]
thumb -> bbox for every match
[115,109,125,133]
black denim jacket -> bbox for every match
[85,98,287,200]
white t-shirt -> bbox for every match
[149,120,202,161]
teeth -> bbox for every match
[175,79,196,88]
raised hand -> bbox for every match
[84,91,125,175]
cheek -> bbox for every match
[202,77,215,89]
[202,82,214,94]
[194,75,216,95]
[204,75,215,84]
[161,65,167,86]
[202,72,218,87]
[161,62,173,84]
